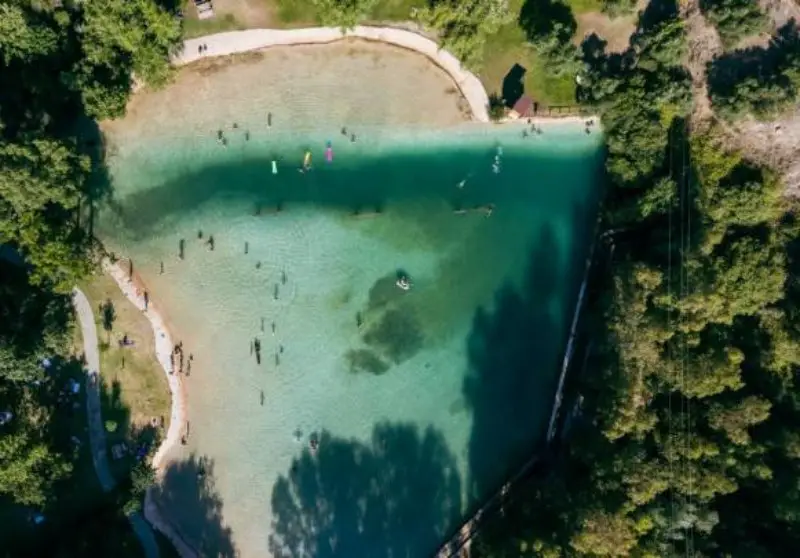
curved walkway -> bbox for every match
[175,26,490,122]
[72,288,160,558]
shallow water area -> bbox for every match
[98,42,603,557]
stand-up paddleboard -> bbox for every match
[303,150,312,169]
[325,141,333,163]
[271,160,278,175]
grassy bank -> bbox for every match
[78,273,171,478]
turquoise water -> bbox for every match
[98,121,602,557]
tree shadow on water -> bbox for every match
[462,225,569,501]
[150,454,236,558]
[269,422,462,558]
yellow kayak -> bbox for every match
[303,150,312,168]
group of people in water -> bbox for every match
[170,341,192,377]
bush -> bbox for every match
[104,420,117,433]
[311,0,378,30]
[488,93,506,121]
[601,0,637,17]
[413,0,514,68]
[701,0,767,48]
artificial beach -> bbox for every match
[100,27,604,557]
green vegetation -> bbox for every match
[182,13,244,39]
[0,0,179,554]
[601,0,636,16]
[709,22,800,120]
[311,0,379,29]
[700,0,767,49]
[412,0,515,68]
[4,0,800,556]
[519,0,582,78]
[473,3,800,557]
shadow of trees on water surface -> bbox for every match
[462,222,582,502]
[150,454,236,558]
[267,213,595,557]
[269,423,462,558]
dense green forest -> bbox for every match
[474,1,800,557]
[0,0,181,554]
[2,0,799,557]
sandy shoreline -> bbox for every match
[102,258,197,558]
[176,27,491,123]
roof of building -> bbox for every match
[511,96,534,116]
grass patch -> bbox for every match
[79,273,170,480]
[273,0,319,26]
[182,13,244,39]
[369,0,426,20]
[565,0,604,14]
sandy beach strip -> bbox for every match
[175,26,491,123]
[102,258,197,558]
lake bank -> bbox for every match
[98,33,604,557]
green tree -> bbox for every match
[413,0,514,68]
[701,0,767,48]
[0,430,72,507]
[0,3,59,64]
[311,0,378,29]
[74,0,182,118]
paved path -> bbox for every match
[73,288,161,558]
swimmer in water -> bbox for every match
[457,179,466,189]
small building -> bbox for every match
[508,96,535,119]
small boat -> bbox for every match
[303,150,312,170]
[325,141,333,163]
[396,274,412,291]
[271,160,278,175]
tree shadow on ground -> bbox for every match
[100,298,116,340]
[151,454,237,558]
[502,64,527,108]
[519,0,577,42]
[462,216,590,501]
[636,0,679,34]
[269,422,462,558]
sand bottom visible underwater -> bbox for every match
[97,40,604,557]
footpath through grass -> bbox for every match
[79,272,171,478]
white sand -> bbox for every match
[177,26,491,123]
[102,259,196,558]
